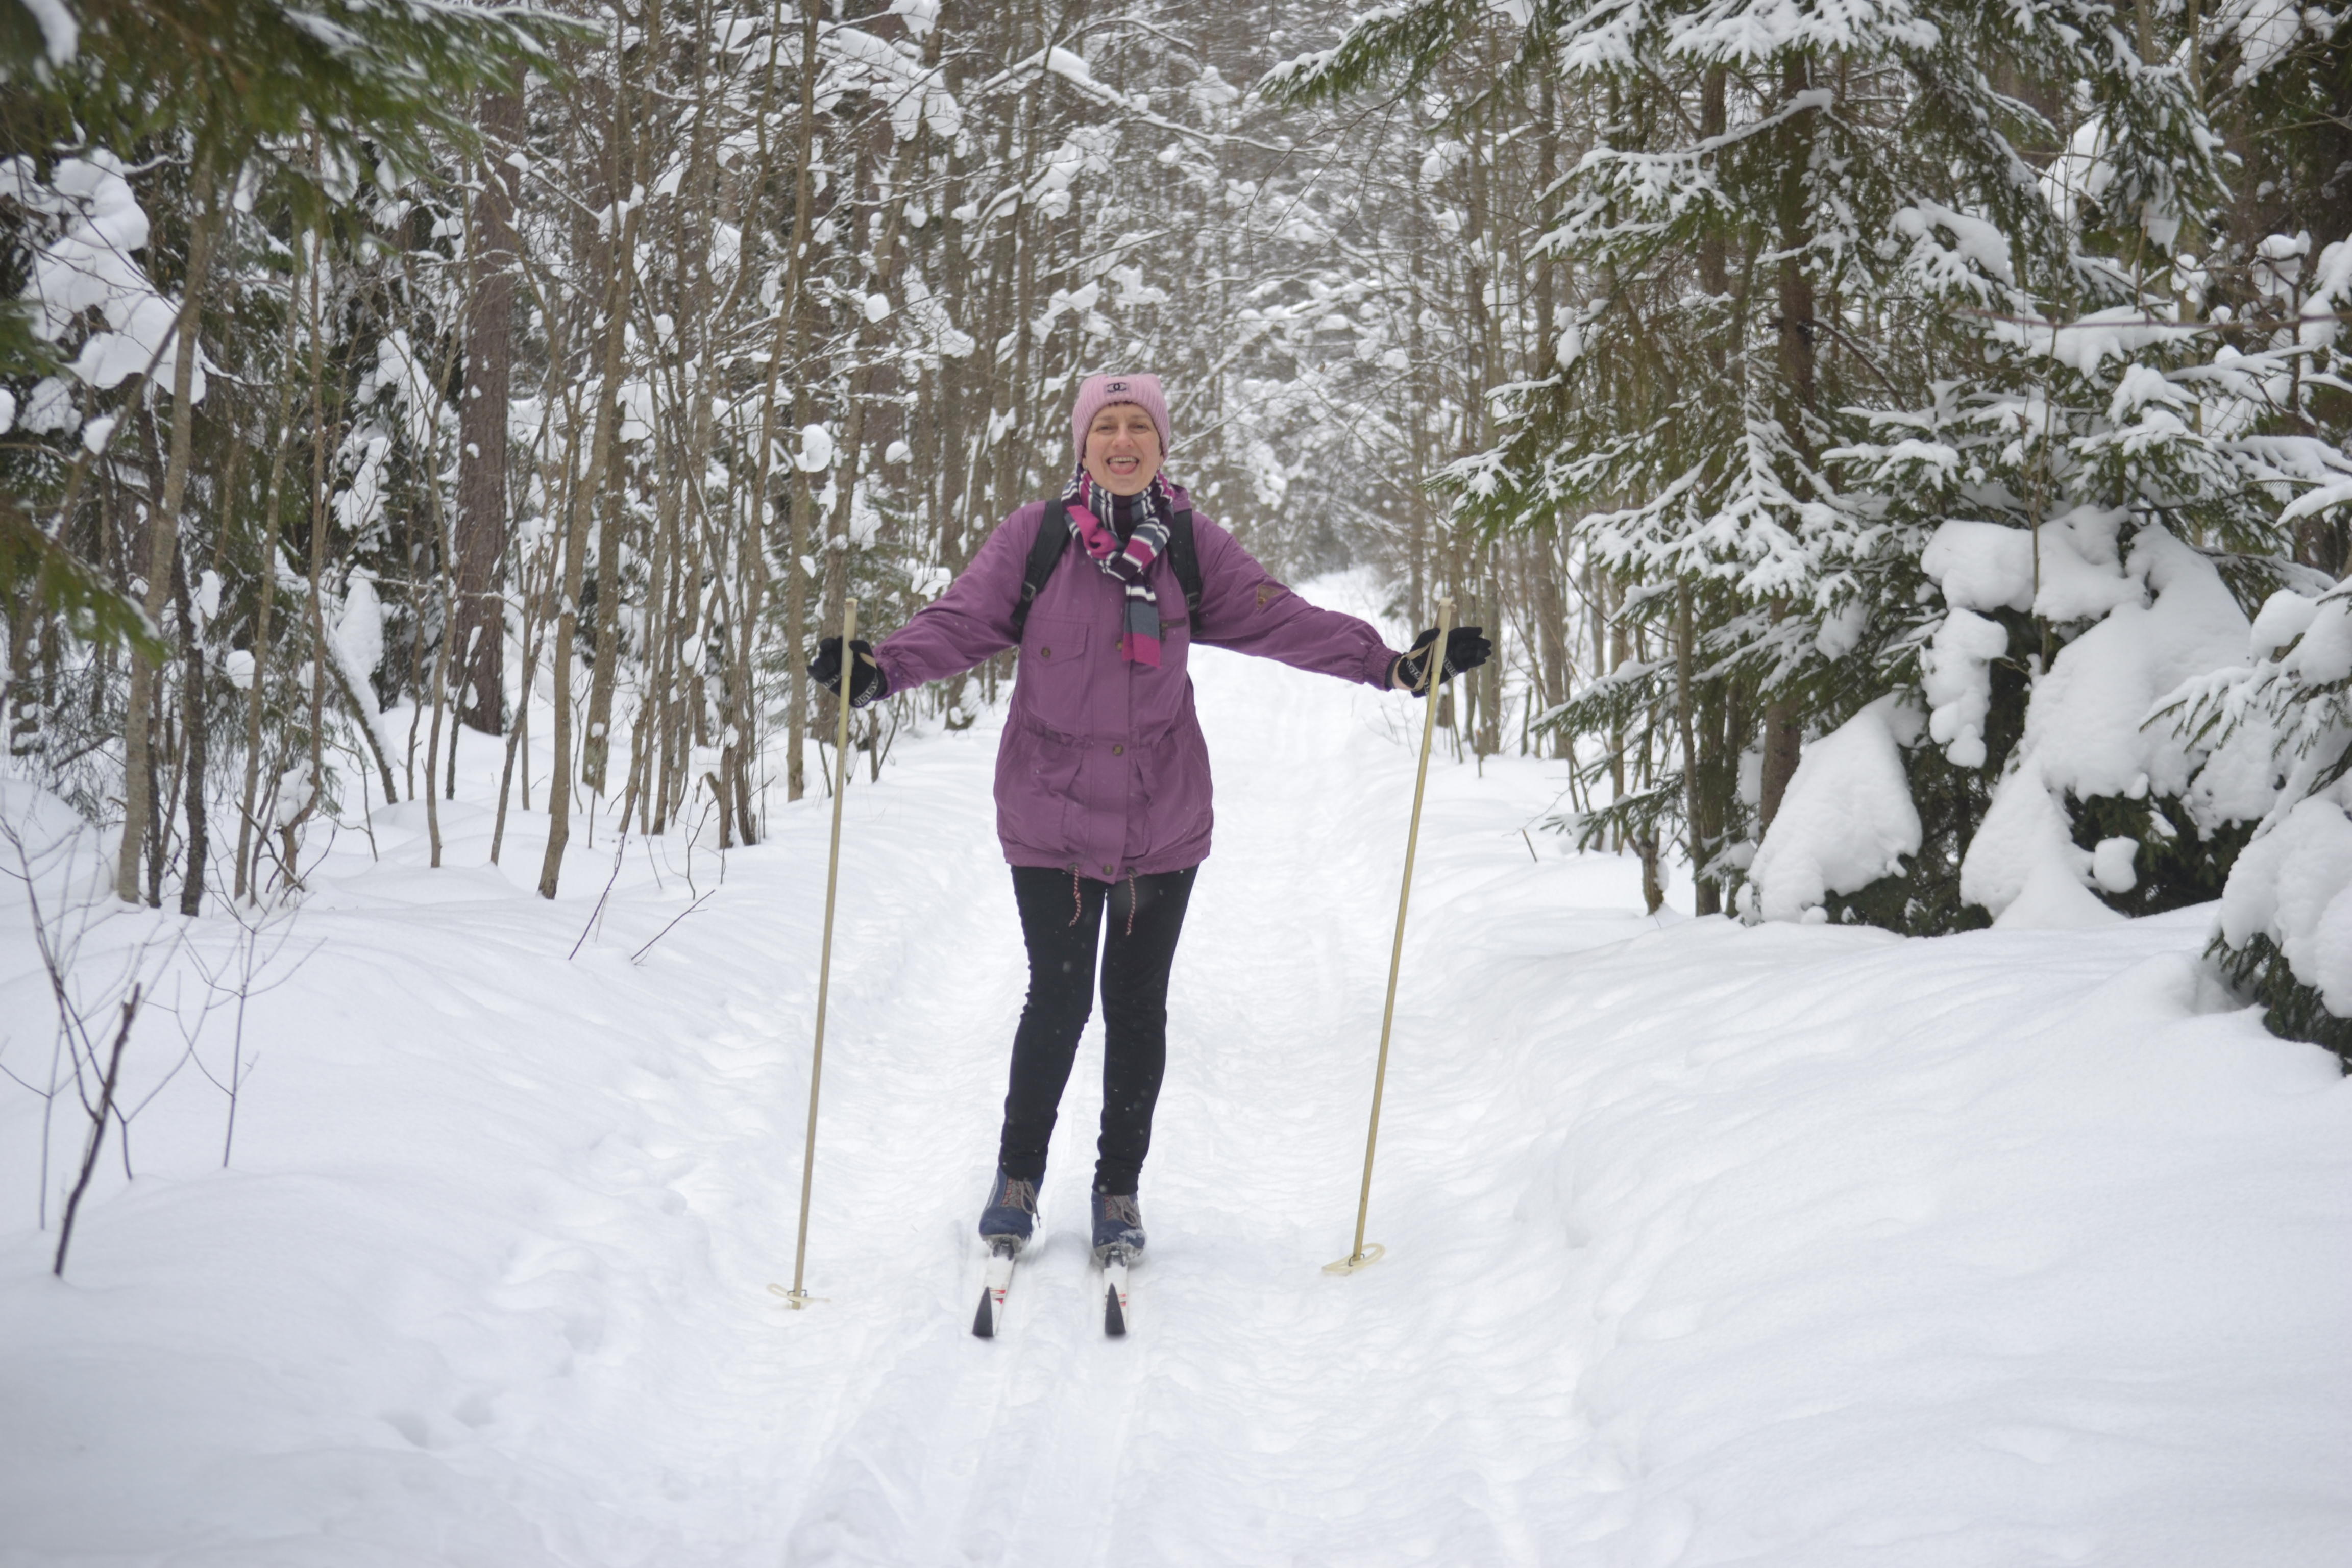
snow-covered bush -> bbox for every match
[1957,527,2258,927]
[1744,696,1921,924]
[2166,580,2352,1064]
[2214,794,2352,1066]
[1747,198,2351,938]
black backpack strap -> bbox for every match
[1014,496,1202,635]
[1166,506,1203,621]
[1010,497,1069,641]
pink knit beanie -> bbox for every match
[1070,373,1171,463]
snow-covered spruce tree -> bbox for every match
[2172,544,2352,1065]
[1275,0,2120,916]
[0,0,559,908]
[1825,236,2352,932]
[2170,6,2352,1065]
[1776,13,2351,941]
[0,11,151,674]
[1277,1,2352,937]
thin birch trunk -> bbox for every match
[116,162,219,903]
[235,316,302,903]
[540,56,643,898]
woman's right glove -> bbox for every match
[1391,625,1492,694]
[808,635,889,707]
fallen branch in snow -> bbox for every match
[569,819,633,961]
[630,891,714,965]
[1,806,186,1254]
[54,985,138,1278]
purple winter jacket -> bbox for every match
[873,488,1401,877]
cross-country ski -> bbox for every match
[1100,1251,1132,1338]
[970,1239,1019,1339]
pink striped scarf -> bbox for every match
[1064,469,1174,667]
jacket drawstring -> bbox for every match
[1069,869,1142,934]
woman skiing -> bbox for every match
[809,373,1489,1262]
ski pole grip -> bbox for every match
[1422,597,1453,695]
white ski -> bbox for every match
[972,1239,1019,1338]
[1100,1248,1132,1337]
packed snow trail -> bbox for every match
[4,574,2350,1566]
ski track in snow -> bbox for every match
[4,573,2350,1566]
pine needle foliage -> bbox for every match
[1276,0,2348,945]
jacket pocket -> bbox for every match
[1019,617,1093,723]
[1132,614,1189,731]
[995,716,1084,859]
[1131,721,1213,861]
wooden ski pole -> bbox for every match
[1327,596,1454,1276]
[779,595,860,1309]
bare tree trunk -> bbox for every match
[581,81,647,799]
[1759,692,1801,831]
[579,434,631,796]
[281,221,334,888]
[629,480,670,833]
[456,86,523,736]
[424,459,458,867]
[1759,53,1820,832]
[173,538,210,916]
[1407,254,1430,627]
[541,40,645,896]
[1607,580,1628,852]
[492,523,555,864]
[726,504,765,844]
[116,164,219,903]
[1476,562,1503,758]
[539,478,590,897]
[747,0,822,804]
[235,323,304,902]
[1699,66,1729,322]
[1677,581,1721,916]
[540,341,619,892]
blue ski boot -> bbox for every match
[1091,1189,1145,1261]
[978,1168,1038,1250]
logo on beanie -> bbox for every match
[1106,381,1129,392]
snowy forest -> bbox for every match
[2,0,2349,1041]
[5,2,2352,1560]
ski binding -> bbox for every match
[972,1237,1020,1338]
[1098,1245,1132,1337]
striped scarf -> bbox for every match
[1064,468,1174,667]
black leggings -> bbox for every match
[998,864,1198,1194]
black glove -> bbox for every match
[808,635,889,708]
[1392,625,1492,694]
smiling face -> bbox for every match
[1082,403,1162,496]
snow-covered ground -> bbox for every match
[4,575,2350,1566]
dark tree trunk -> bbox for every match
[1775,53,1819,431]
[1759,695,1802,830]
[456,87,524,735]
[172,541,208,916]
[1759,52,1820,831]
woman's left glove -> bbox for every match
[1391,625,1492,694]
[808,636,889,708]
